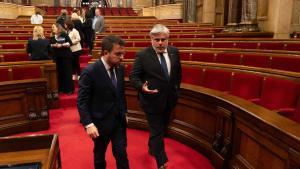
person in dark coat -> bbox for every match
[82,11,94,55]
[27,26,52,60]
[50,22,74,94]
[77,35,130,169]
[129,24,182,169]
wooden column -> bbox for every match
[202,0,216,24]
[183,0,196,23]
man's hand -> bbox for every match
[86,125,99,139]
[142,81,158,94]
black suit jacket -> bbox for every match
[27,38,52,60]
[77,60,127,135]
[129,46,182,114]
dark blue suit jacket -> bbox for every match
[77,60,127,135]
[129,46,182,114]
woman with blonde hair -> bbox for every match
[26,26,51,60]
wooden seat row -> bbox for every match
[125,75,300,169]
[0,78,49,136]
[94,39,300,51]
[123,60,300,124]
[0,61,59,108]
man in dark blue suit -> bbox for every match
[129,24,182,169]
[77,35,130,169]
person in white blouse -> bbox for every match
[30,12,43,25]
[65,19,82,80]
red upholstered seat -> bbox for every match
[236,42,258,49]
[119,8,129,16]
[212,42,235,48]
[195,34,212,38]
[127,8,137,16]
[111,8,120,16]
[271,56,300,72]
[256,77,300,111]
[201,69,232,91]
[125,42,134,47]
[180,52,191,61]
[179,34,196,38]
[130,35,146,39]
[193,42,212,48]
[0,31,10,33]
[17,36,30,40]
[259,42,285,50]
[125,51,136,59]
[172,42,192,47]
[0,36,16,40]
[242,54,271,68]
[230,72,263,100]
[134,42,151,47]
[3,53,29,62]
[191,52,215,62]
[285,43,300,51]
[181,66,203,85]
[12,66,42,80]
[215,53,242,64]
[0,67,10,82]
[104,8,112,16]
[1,44,25,49]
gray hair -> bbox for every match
[149,24,169,36]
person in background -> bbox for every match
[129,24,182,169]
[77,35,130,169]
[56,9,70,26]
[71,12,84,47]
[82,11,94,56]
[50,22,74,95]
[93,8,105,33]
[27,26,51,60]
[65,19,82,81]
[79,8,86,23]
[31,11,43,25]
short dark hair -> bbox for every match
[101,35,125,53]
[65,19,74,30]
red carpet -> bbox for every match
[16,56,214,168]
[26,106,214,169]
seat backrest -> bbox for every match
[181,66,203,85]
[0,67,11,82]
[259,42,285,50]
[271,56,300,72]
[3,53,29,62]
[242,54,271,68]
[236,42,258,49]
[201,68,232,91]
[260,77,300,110]
[215,53,242,65]
[191,52,215,62]
[12,66,42,80]
[230,72,263,100]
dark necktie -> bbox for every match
[159,53,169,80]
[109,67,117,89]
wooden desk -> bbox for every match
[0,134,61,169]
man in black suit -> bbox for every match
[129,24,182,169]
[77,35,130,169]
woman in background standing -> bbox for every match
[66,19,82,81]
[50,23,74,95]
